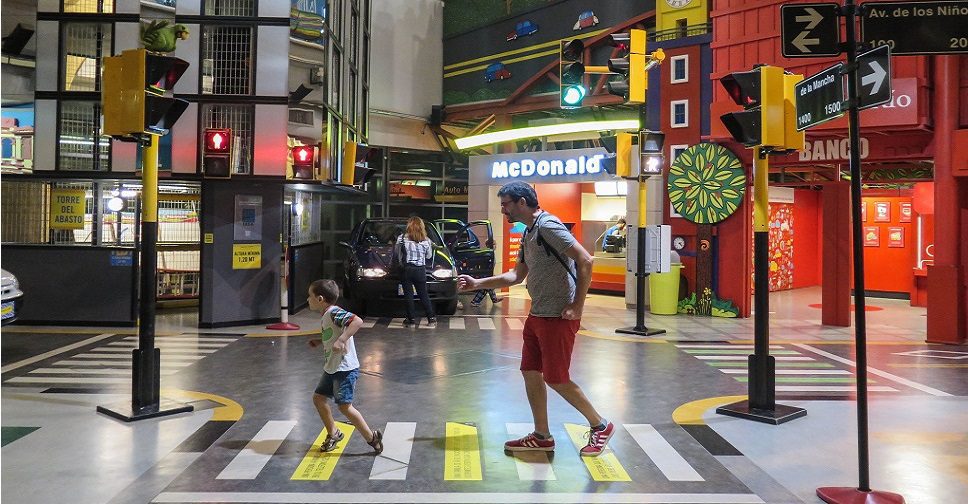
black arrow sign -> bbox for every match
[857,44,892,110]
[781,3,842,58]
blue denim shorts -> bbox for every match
[314,368,359,404]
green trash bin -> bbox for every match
[649,264,683,315]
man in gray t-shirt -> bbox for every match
[457,181,615,458]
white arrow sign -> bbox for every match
[862,61,887,96]
[793,30,821,53]
[796,7,824,30]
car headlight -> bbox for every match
[431,268,455,279]
[360,267,387,278]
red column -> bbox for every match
[822,181,851,326]
[926,56,966,344]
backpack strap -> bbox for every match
[530,213,578,282]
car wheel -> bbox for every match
[437,299,458,316]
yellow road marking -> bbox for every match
[672,396,747,426]
[444,422,482,481]
[291,422,355,480]
[888,363,968,368]
[443,29,607,71]
[577,330,669,344]
[564,423,630,481]
[161,388,243,421]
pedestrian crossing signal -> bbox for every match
[203,128,232,178]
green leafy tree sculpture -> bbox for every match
[668,143,745,316]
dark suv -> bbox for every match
[339,218,458,316]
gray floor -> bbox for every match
[2,287,964,504]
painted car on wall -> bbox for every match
[484,62,512,83]
[506,20,538,41]
[573,10,600,30]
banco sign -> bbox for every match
[491,154,605,180]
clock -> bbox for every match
[666,0,693,8]
[673,236,686,250]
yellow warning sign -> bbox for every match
[49,189,86,230]
[232,243,261,269]
[444,422,482,480]
[291,422,355,480]
[564,423,631,481]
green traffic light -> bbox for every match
[562,85,586,106]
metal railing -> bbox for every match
[650,22,712,42]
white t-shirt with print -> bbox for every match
[321,305,360,374]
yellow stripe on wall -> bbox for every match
[291,422,355,480]
[564,423,631,481]
[444,48,560,78]
[444,422,483,480]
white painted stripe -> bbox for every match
[506,318,525,330]
[139,336,237,343]
[28,367,177,376]
[6,376,133,384]
[675,344,784,350]
[388,318,405,329]
[694,356,814,361]
[1,333,116,373]
[794,344,953,397]
[113,341,226,349]
[506,423,555,481]
[74,353,204,361]
[52,359,187,368]
[721,369,852,375]
[624,424,703,481]
[361,319,377,329]
[477,318,496,330]
[776,385,898,392]
[449,317,465,330]
[153,492,765,503]
[369,422,416,480]
[90,347,219,354]
[217,421,296,480]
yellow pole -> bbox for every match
[638,175,647,228]
[753,146,768,232]
[143,136,159,224]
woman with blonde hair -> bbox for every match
[396,216,436,327]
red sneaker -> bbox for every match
[504,432,555,452]
[580,422,614,457]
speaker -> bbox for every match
[430,105,446,126]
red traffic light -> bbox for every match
[291,146,314,166]
[204,129,231,153]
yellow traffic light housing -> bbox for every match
[719,65,786,148]
[615,133,633,178]
[607,29,648,104]
[782,73,805,152]
[102,48,189,139]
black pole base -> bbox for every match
[716,399,807,425]
[816,487,905,504]
[97,399,193,423]
[615,326,667,337]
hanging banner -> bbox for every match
[49,189,86,230]
[233,243,262,269]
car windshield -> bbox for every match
[359,221,445,247]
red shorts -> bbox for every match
[520,315,581,384]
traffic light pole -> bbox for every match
[98,135,193,422]
[816,2,903,503]
[716,147,805,425]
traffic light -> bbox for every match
[615,133,633,178]
[340,142,377,186]
[202,128,232,178]
[639,130,665,176]
[102,48,189,139]
[606,29,647,104]
[291,145,316,179]
[719,65,785,148]
[559,39,586,108]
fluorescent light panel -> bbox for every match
[455,119,640,150]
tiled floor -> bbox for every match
[2,286,964,504]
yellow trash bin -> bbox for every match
[649,264,683,315]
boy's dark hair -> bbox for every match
[498,181,539,208]
[309,279,340,303]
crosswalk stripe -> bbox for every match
[6,376,133,384]
[707,361,835,368]
[506,423,555,481]
[675,344,783,350]
[73,353,203,361]
[477,318,496,331]
[369,422,416,480]
[152,491,768,503]
[449,318,465,330]
[292,422,355,480]
[52,360,186,368]
[131,335,237,343]
[219,421,296,480]
[1,333,115,373]
[361,319,377,329]
[776,385,897,392]
[721,369,851,375]
[505,318,525,330]
[444,422,482,481]
[564,423,630,482]
[623,424,703,481]
[694,356,814,361]
[113,341,226,349]
[388,319,405,329]
[90,347,219,354]
[27,367,176,376]
[682,349,800,355]
[735,377,859,383]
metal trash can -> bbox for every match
[649,263,683,315]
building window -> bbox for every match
[58,101,110,171]
[331,46,342,110]
[670,55,688,84]
[201,104,254,174]
[62,23,112,92]
[670,144,689,163]
[671,100,689,128]
[204,0,255,16]
[676,19,688,38]
[63,0,114,13]
[202,26,253,95]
